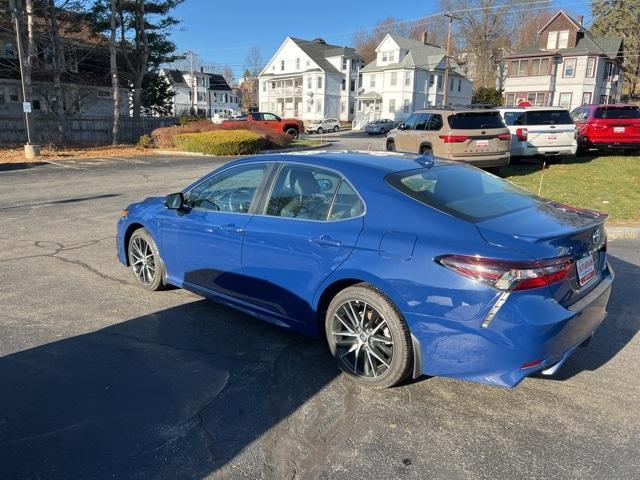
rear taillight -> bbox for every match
[436,255,574,291]
[516,127,528,141]
[497,133,511,141]
[439,134,469,143]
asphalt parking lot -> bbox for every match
[0,154,639,479]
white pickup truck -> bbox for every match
[497,107,577,158]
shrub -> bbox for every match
[136,134,153,150]
[178,115,206,126]
[151,120,217,148]
[173,130,263,155]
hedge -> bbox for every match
[173,130,263,155]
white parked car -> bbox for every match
[212,113,232,124]
[497,107,577,157]
[307,118,340,134]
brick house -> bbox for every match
[502,11,624,110]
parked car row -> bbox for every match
[385,104,640,168]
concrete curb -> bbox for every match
[607,226,640,241]
[154,144,327,157]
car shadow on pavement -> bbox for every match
[0,298,339,479]
[0,162,49,172]
[540,254,640,381]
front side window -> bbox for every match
[187,164,268,213]
[266,165,341,220]
[263,113,278,121]
[563,58,576,77]
[426,114,442,130]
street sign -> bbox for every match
[23,102,32,113]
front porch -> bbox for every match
[352,91,382,130]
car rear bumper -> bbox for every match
[450,155,511,168]
[407,261,614,388]
[511,143,577,157]
[581,138,640,149]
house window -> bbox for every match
[389,51,394,62]
[272,82,276,89]
[307,77,312,89]
[403,99,410,113]
[350,79,355,92]
[582,92,592,105]
[370,75,376,88]
[390,72,397,86]
[600,94,608,104]
[316,99,322,113]
[457,79,461,92]
[388,99,396,113]
[558,30,570,49]
[351,59,356,69]
[317,77,323,89]
[603,62,612,80]
[563,58,576,78]
[262,82,266,92]
[341,102,345,113]
[342,78,346,91]
[510,59,529,77]
[586,58,596,78]
[296,57,300,69]
[405,72,411,86]
[558,92,572,109]
[342,58,347,70]
[531,58,550,75]
[527,92,546,106]
[307,102,311,113]
[505,93,516,106]
[428,74,434,87]
[6,86,19,102]
[436,74,442,91]
[450,78,454,91]
[547,31,558,49]
[382,52,388,62]
[32,99,41,110]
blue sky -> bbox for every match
[169,0,591,77]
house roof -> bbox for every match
[507,11,623,61]
[207,74,231,91]
[289,37,360,74]
[361,34,465,76]
[161,69,232,91]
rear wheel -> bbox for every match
[285,127,299,139]
[325,284,413,388]
[128,228,166,291]
[317,127,324,135]
[419,145,432,155]
[333,125,339,132]
[386,140,395,152]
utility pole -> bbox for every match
[186,50,196,115]
[443,13,461,106]
[9,0,38,158]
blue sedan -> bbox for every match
[116,151,614,388]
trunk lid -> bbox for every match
[447,111,510,158]
[524,110,576,148]
[476,201,608,306]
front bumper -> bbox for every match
[407,261,614,388]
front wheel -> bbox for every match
[325,284,413,388]
[317,127,324,135]
[333,125,339,132]
[386,140,395,152]
[128,228,166,291]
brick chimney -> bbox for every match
[577,15,584,26]
[421,31,428,45]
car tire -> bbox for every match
[285,128,299,139]
[419,146,432,155]
[333,126,339,132]
[127,228,166,291]
[325,283,413,388]
[386,140,395,152]
[317,127,324,135]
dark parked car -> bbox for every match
[365,119,397,135]
[117,152,613,389]
[571,104,640,154]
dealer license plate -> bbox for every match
[576,255,596,286]
[476,140,489,147]
[614,127,625,133]
[547,134,558,141]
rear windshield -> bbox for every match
[594,106,640,119]
[526,110,573,125]
[448,112,505,129]
[386,165,538,222]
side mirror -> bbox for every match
[165,192,185,210]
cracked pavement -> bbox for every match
[0,156,639,479]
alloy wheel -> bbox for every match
[330,300,394,378]
[129,236,156,285]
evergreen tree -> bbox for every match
[592,0,640,99]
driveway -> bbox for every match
[302,129,387,152]
[0,156,638,479]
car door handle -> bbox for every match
[210,223,244,233]
[310,235,341,247]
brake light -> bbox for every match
[439,134,469,143]
[516,127,528,141]
[436,255,574,291]
[497,133,511,141]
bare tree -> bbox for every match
[109,0,120,145]
[222,65,235,86]
[244,46,262,76]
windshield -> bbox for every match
[594,106,640,119]
[448,112,505,129]
[386,165,539,222]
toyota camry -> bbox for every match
[116,151,614,388]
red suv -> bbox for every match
[571,104,640,154]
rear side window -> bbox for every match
[525,110,573,125]
[386,165,539,222]
[448,112,505,129]
[329,181,364,220]
[594,106,640,119]
[503,111,525,126]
